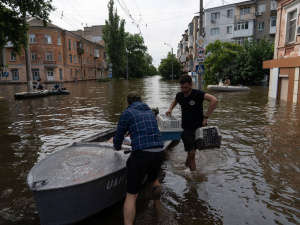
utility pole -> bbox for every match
[198,0,204,90]
[23,16,33,92]
[126,51,129,79]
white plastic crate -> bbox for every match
[157,114,183,132]
[195,126,222,150]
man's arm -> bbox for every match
[113,113,129,150]
[203,94,218,126]
[166,99,178,116]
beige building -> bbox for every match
[263,0,300,104]
[0,18,107,84]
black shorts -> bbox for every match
[126,150,165,195]
[181,129,197,151]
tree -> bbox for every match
[158,52,183,79]
[102,0,126,78]
[126,33,147,78]
[0,0,54,54]
[204,38,274,85]
[228,37,274,85]
[203,40,242,84]
[1,0,54,92]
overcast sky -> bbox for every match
[50,0,245,68]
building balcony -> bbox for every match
[234,14,255,22]
[77,48,84,55]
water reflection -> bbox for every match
[0,76,299,225]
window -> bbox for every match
[211,12,220,20]
[258,4,266,13]
[11,69,19,80]
[87,58,89,65]
[271,17,276,27]
[87,46,89,53]
[211,28,220,36]
[57,36,61,45]
[227,9,233,18]
[58,53,62,62]
[31,69,40,80]
[29,34,36,43]
[271,1,277,10]
[73,41,76,50]
[45,34,52,44]
[69,39,71,50]
[70,69,73,77]
[10,52,16,61]
[234,21,249,30]
[227,26,232,34]
[240,7,250,15]
[77,42,84,49]
[74,55,77,63]
[287,10,297,43]
[31,52,37,61]
[78,56,81,64]
[258,22,265,30]
[91,58,93,65]
[45,51,53,61]
[83,57,85,64]
[75,69,77,77]
[69,54,72,63]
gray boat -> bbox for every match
[27,128,175,225]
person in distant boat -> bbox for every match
[113,91,164,225]
[36,78,45,90]
[53,82,62,91]
[166,74,218,171]
[224,76,231,86]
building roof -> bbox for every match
[27,17,63,30]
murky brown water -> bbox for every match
[0,76,299,225]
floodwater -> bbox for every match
[0,76,299,225]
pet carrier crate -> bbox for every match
[195,126,222,150]
[157,114,183,141]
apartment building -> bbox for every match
[255,0,278,42]
[205,3,236,45]
[263,0,300,104]
[176,0,277,73]
[232,0,256,44]
[0,18,107,84]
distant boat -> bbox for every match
[207,85,251,92]
[14,90,50,99]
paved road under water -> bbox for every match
[0,76,299,225]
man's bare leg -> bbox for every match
[187,149,196,171]
[150,179,162,209]
[123,193,139,225]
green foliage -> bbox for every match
[158,52,183,79]
[204,37,274,85]
[0,0,54,54]
[126,33,147,78]
[204,40,242,84]
[229,37,274,85]
[102,0,126,78]
[125,33,156,78]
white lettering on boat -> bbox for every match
[107,174,126,189]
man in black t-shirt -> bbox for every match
[166,74,218,171]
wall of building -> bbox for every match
[0,19,107,84]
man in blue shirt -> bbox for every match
[113,91,164,225]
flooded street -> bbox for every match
[0,76,299,225]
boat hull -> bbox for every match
[32,168,127,225]
[49,90,70,95]
[207,85,251,92]
[14,90,50,99]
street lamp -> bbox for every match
[164,43,173,80]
